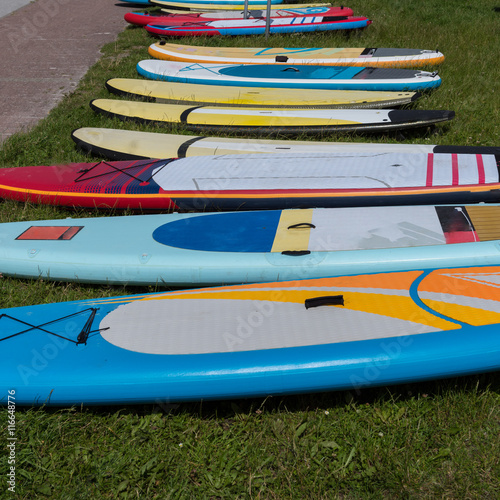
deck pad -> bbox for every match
[150,153,498,191]
[151,205,484,253]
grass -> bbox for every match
[3,380,500,498]
[1,0,499,497]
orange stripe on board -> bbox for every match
[168,185,500,198]
[149,270,425,297]
[420,266,500,301]
[0,184,166,200]
[2,183,500,202]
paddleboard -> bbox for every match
[125,6,354,26]
[89,98,453,135]
[105,77,420,109]
[154,1,333,10]
[136,60,442,92]
[151,0,324,10]
[144,15,371,36]
[149,41,445,68]
[1,152,499,211]
[120,0,152,4]
[71,127,500,161]
[2,205,500,286]
[158,0,285,4]
[2,265,500,405]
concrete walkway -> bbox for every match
[0,0,129,144]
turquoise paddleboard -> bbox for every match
[137,60,442,92]
[1,205,500,286]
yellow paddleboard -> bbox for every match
[149,42,445,68]
[90,98,453,135]
[106,78,418,109]
[153,1,332,11]
[72,128,492,161]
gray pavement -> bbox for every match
[0,0,128,144]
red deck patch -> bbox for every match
[16,226,83,241]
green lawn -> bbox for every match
[1,0,499,498]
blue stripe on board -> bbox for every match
[219,64,364,80]
[89,162,159,195]
[286,8,329,15]
[254,47,324,56]
[121,164,161,195]
[410,269,470,327]
[152,211,282,252]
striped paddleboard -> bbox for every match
[0,152,498,211]
[125,6,354,25]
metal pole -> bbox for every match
[244,0,249,19]
[265,0,271,40]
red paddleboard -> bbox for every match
[144,15,370,36]
[124,6,354,26]
[0,153,499,211]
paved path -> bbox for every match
[0,0,129,144]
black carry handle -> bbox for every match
[288,222,316,229]
[305,295,344,309]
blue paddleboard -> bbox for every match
[1,265,500,405]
